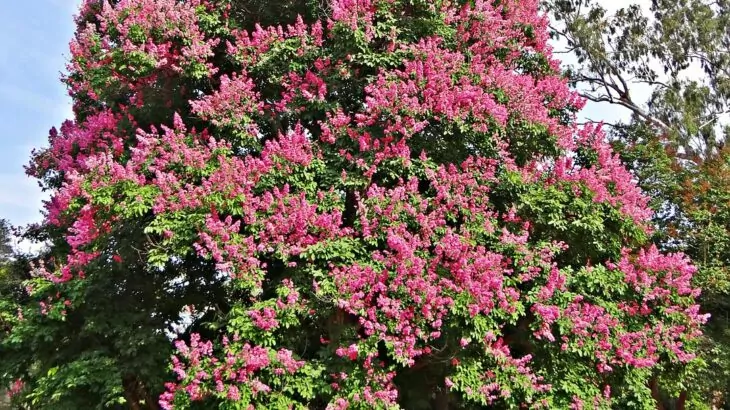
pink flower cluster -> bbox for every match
[96,0,219,75]
[160,333,305,409]
[190,71,263,134]
[6,379,24,399]
[529,246,708,374]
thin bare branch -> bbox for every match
[579,92,673,131]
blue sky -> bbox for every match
[0,1,79,228]
[0,0,632,231]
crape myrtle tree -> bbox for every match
[0,0,709,408]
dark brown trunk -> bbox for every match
[145,387,160,410]
[122,375,158,410]
[676,390,687,410]
[649,377,665,410]
[434,388,449,410]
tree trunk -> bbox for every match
[122,375,159,410]
[649,377,665,410]
[433,388,449,410]
[676,390,687,410]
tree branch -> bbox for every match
[578,92,672,131]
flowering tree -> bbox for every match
[0,0,709,408]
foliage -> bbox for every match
[1,0,711,409]
[543,0,730,407]
[544,0,730,158]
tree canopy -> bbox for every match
[0,0,711,409]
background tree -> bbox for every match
[1,0,709,409]
[545,0,730,158]
[544,0,730,407]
